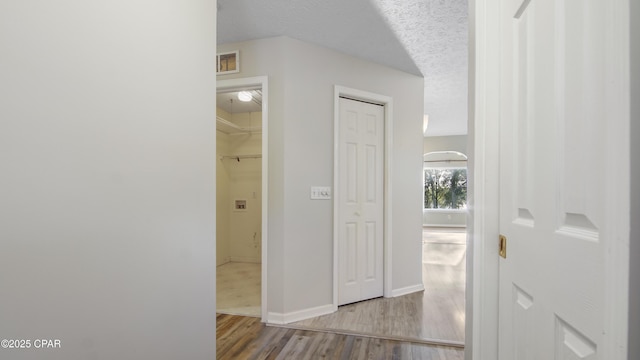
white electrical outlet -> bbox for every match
[310,186,331,200]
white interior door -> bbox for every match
[498,0,626,358]
[338,97,384,306]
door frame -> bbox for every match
[467,0,500,358]
[469,0,630,359]
[216,76,269,322]
[333,85,393,310]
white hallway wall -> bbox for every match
[217,36,424,317]
[423,135,468,155]
[630,0,639,358]
[0,1,217,359]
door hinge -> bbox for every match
[499,234,507,258]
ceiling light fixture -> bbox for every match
[237,91,252,102]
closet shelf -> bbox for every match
[216,116,261,134]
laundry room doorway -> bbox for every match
[215,76,268,320]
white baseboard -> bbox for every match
[267,304,335,325]
[390,284,424,297]
[422,224,467,228]
[229,256,261,264]
[266,312,286,325]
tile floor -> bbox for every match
[216,262,261,317]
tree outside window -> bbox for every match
[424,168,467,209]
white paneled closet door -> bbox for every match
[497,0,628,358]
[337,97,384,306]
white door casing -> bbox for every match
[496,0,630,359]
[337,97,384,306]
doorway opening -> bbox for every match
[216,77,268,320]
[422,149,468,344]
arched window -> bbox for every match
[423,151,468,210]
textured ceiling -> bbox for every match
[373,0,468,136]
[217,0,468,137]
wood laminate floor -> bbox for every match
[216,227,466,344]
[217,313,464,360]
[290,227,466,344]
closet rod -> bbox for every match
[221,154,262,161]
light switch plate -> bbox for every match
[310,186,331,200]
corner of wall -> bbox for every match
[267,303,335,325]
[390,284,425,298]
